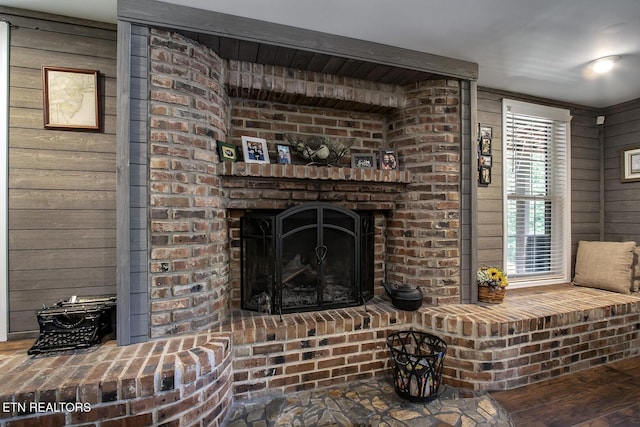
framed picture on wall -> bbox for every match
[241,136,270,163]
[479,125,492,154]
[479,165,492,185]
[621,145,640,182]
[42,66,100,130]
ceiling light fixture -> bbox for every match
[591,56,619,74]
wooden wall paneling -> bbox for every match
[237,39,260,63]
[570,109,601,252]
[10,27,117,59]
[8,127,115,153]
[9,229,115,251]
[475,89,505,268]
[9,190,115,211]
[255,42,278,65]
[10,148,116,171]
[10,46,117,76]
[603,100,640,243]
[0,8,116,37]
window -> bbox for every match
[503,99,571,286]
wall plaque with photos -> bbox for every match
[478,124,493,186]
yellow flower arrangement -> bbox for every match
[477,266,508,290]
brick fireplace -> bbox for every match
[147,28,464,340]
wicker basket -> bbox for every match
[478,285,506,304]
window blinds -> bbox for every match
[503,100,571,283]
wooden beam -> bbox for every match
[116,20,132,346]
[118,0,478,81]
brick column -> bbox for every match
[387,80,462,305]
[148,29,230,337]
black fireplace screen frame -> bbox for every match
[241,203,373,315]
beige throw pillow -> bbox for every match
[573,241,636,294]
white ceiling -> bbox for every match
[2,0,640,108]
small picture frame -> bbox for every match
[241,136,270,163]
[479,166,492,185]
[351,153,377,169]
[217,140,239,162]
[42,66,100,130]
[479,154,492,167]
[379,149,398,170]
[276,144,292,164]
[621,145,640,183]
[479,125,492,155]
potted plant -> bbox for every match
[477,266,508,303]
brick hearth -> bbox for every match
[2,286,639,425]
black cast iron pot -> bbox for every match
[383,283,423,311]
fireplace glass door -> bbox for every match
[241,203,372,314]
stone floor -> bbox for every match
[222,376,514,427]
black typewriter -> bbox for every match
[28,295,116,355]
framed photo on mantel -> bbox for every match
[351,153,376,169]
[241,136,270,164]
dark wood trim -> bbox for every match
[116,20,131,346]
[117,0,478,81]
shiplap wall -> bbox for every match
[476,88,601,273]
[603,100,640,243]
[2,7,117,336]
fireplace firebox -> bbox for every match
[241,203,374,315]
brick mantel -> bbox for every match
[216,162,412,184]
[217,162,410,211]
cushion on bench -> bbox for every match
[573,240,637,294]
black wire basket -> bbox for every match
[386,330,447,402]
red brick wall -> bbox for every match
[387,81,462,304]
[230,98,387,161]
[147,28,463,339]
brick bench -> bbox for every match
[420,284,640,391]
[221,284,640,399]
[0,332,234,426]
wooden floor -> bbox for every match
[491,356,640,426]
